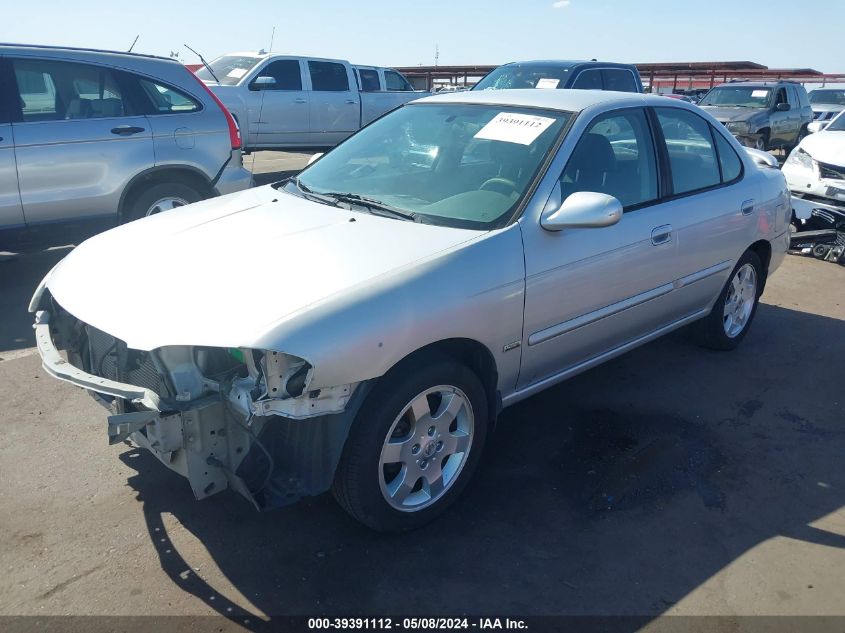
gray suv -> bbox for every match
[698,81,813,151]
[0,44,252,252]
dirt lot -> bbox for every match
[1,158,844,628]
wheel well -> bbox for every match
[390,338,500,425]
[748,239,772,290]
[119,168,214,218]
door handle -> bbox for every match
[651,224,673,246]
[741,199,755,215]
[345,99,358,104]
[294,98,307,104]
[110,126,145,136]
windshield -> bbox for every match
[195,56,261,85]
[699,87,772,108]
[826,111,845,132]
[474,64,572,91]
[809,90,845,105]
[290,103,569,229]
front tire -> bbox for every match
[332,358,488,532]
[754,131,770,152]
[696,250,763,350]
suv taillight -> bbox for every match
[188,72,242,150]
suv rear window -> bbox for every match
[137,78,201,114]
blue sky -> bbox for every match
[2,0,842,73]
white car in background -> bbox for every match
[808,88,845,129]
[783,109,845,218]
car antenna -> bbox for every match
[184,43,220,84]
[128,35,139,53]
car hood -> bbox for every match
[812,104,845,113]
[798,131,845,166]
[45,186,479,351]
[698,106,761,122]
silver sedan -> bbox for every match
[31,89,791,532]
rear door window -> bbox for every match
[385,70,412,91]
[308,61,349,91]
[602,69,638,93]
[655,107,721,195]
[358,68,380,92]
[255,60,303,91]
[12,58,128,122]
[571,69,603,90]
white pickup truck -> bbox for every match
[196,53,428,150]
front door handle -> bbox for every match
[110,126,145,136]
[741,199,755,215]
[294,98,307,104]
[651,224,673,246]
[345,99,357,104]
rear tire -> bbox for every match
[123,182,203,223]
[695,250,763,351]
[332,357,488,532]
[754,131,770,152]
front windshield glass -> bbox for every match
[473,64,572,91]
[826,111,845,132]
[291,103,570,229]
[699,87,772,108]
[809,90,845,105]
[195,56,261,85]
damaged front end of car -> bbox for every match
[31,292,367,511]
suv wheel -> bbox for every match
[124,182,203,223]
[754,132,769,152]
[332,358,488,532]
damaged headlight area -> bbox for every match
[38,298,361,510]
[785,147,818,173]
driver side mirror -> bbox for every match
[541,191,623,231]
[250,76,277,91]
[775,102,791,112]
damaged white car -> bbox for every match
[31,90,790,531]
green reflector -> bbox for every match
[228,348,245,362]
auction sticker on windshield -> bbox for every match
[752,90,769,98]
[474,112,557,145]
[227,68,248,79]
[536,78,560,89]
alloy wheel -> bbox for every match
[378,385,474,512]
[723,263,757,338]
[145,196,189,217]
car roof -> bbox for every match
[714,81,789,87]
[500,59,636,69]
[413,88,663,112]
[0,42,176,63]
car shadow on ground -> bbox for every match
[0,247,72,355]
[116,302,845,628]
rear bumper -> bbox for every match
[214,154,253,196]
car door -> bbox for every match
[246,58,309,146]
[0,58,24,232]
[306,60,359,145]
[518,107,679,388]
[10,56,154,225]
[786,85,803,143]
[648,106,756,318]
[769,86,791,146]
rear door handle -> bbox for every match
[345,99,357,104]
[110,126,145,136]
[741,199,755,215]
[294,98,307,104]
[651,224,673,246]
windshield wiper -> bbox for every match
[319,192,417,221]
[282,177,343,206]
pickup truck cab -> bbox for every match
[197,53,427,150]
[473,60,643,93]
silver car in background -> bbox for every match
[0,44,252,252]
[31,90,790,532]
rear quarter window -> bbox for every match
[136,78,201,114]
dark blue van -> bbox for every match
[473,60,643,93]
